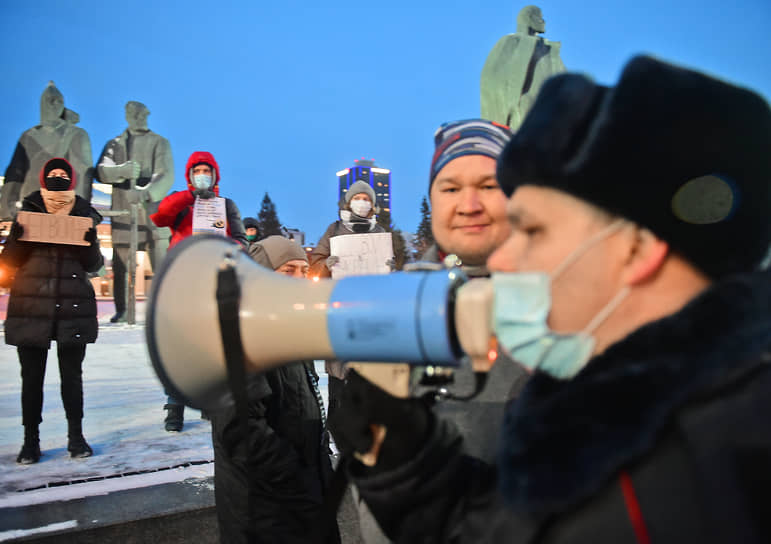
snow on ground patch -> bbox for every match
[0,327,328,501]
[0,463,214,509]
[0,328,212,498]
[0,520,78,542]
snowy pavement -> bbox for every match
[0,303,328,512]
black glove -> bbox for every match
[9,222,23,240]
[83,228,97,245]
[193,188,216,199]
[328,369,433,473]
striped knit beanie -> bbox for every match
[429,119,512,192]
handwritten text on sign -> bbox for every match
[16,211,91,246]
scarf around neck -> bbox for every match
[340,209,377,233]
[40,189,76,215]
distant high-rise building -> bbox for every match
[336,158,391,213]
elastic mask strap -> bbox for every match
[551,219,627,281]
[581,285,630,336]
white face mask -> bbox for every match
[192,173,213,191]
[492,219,630,379]
[350,200,372,217]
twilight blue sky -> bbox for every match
[1,0,769,243]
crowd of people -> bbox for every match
[0,51,769,543]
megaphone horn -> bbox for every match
[146,235,472,410]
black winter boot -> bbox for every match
[67,420,93,459]
[17,426,41,465]
[110,311,125,323]
[164,404,184,432]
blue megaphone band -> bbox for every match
[326,270,465,365]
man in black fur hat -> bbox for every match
[329,56,771,542]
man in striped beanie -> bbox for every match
[415,119,528,466]
[422,119,513,273]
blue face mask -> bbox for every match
[492,220,629,379]
[192,173,213,191]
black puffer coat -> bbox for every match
[353,271,771,543]
[2,191,103,348]
[210,361,338,544]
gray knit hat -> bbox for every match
[344,180,376,205]
[250,235,308,271]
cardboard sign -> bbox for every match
[192,196,227,237]
[16,211,91,246]
[329,232,393,279]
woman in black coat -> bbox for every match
[0,157,103,464]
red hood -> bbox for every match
[185,151,221,195]
[39,157,76,190]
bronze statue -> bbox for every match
[95,101,174,322]
[481,5,566,129]
[1,81,94,219]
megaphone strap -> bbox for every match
[215,260,259,539]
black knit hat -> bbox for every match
[497,55,771,279]
[43,157,73,180]
[243,217,260,230]
[40,157,75,190]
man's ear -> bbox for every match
[622,227,669,286]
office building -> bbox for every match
[336,158,391,213]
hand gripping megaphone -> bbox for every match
[146,234,495,410]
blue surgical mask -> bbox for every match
[192,173,213,191]
[492,220,629,379]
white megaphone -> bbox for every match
[146,235,496,410]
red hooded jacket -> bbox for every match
[150,151,246,248]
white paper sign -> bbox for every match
[192,196,227,236]
[329,232,393,279]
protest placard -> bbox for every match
[16,211,91,246]
[192,196,227,236]
[329,232,393,279]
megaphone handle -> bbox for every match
[353,425,387,467]
[346,362,410,397]
[345,362,408,467]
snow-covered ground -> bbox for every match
[0,309,328,509]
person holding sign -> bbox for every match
[150,150,246,431]
[0,157,103,464]
[308,181,390,425]
[150,151,247,249]
[308,180,388,279]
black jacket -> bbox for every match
[2,192,103,348]
[210,361,338,544]
[353,271,771,543]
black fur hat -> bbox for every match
[497,55,771,279]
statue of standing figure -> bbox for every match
[1,81,94,219]
[480,5,566,130]
[95,101,173,322]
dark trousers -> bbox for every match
[19,344,87,427]
[112,249,127,314]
